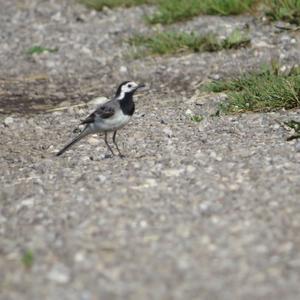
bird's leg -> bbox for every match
[112,131,124,158]
[104,132,115,156]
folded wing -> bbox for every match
[81,103,115,124]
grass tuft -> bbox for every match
[21,250,34,268]
[129,30,250,56]
[204,64,300,113]
[26,46,58,55]
[266,0,300,25]
[129,32,220,56]
[79,0,300,26]
[222,29,251,49]
[148,0,255,24]
[191,115,204,122]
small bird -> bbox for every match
[56,81,145,157]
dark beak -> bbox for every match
[137,83,146,89]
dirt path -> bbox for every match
[1,1,300,300]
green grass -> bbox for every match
[148,0,255,24]
[79,0,154,10]
[21,250,34,268]
[222,29,251,49]
[266,0,300,25]
[191,115,204,122]
[129,32,219,55]
[204,64,300,113]
[79,0,300,25]
[129,30,250,56]
[26,46,58,55]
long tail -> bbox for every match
[56,127,90,156]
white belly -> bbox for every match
[93,110,131,132]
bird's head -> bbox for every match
[115,81,145,100]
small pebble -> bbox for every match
[47,264,70,284]
[163,169,184,177]
[4,117,14,126]
[87,136,100,146]
[120,66,127,73]
[163,127,173,137]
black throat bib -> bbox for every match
[119,93,135,116]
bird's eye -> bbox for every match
[128,84,132,88]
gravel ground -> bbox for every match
[1,1,300,300]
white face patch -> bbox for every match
[117,81,138,100]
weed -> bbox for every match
[26,46,58,55]
[129,32,220,55]
[79,0,300,26]
[22,250,34,268]
[129,30,249,56]
[204,65,300,113]
[266,0,300,25]
[222,29,251,49]
[191,115,204,122]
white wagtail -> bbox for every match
[56,81,145,157]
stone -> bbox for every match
[120,66,127,73]
[163,169,184,177]
[47,264,70,284]
[87,136,101,146]
[4,117,14,126]
[186,165,196,173]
